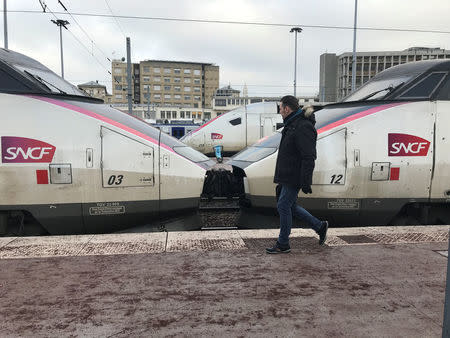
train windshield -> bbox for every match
[14,65,85,96]
[342,61,441,102]
[342,77,410,102]
[232,132,281,162]
[0,48,87,97]
[173,146,211,163]
[158,131,211,164]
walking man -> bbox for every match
[266,95,328,254]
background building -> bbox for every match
[320,47,450,102]
[112,104,213,123]
[77,80,112,103]
[111,60,219,109]
[212,85,320,114]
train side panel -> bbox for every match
[430,101,450,201]
[241,101,437,225]
[0,94,207,234]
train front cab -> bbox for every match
[0,47,213,235]
[232,60,450,227]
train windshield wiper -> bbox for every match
[24,70,67,95]
[358,82,404,101]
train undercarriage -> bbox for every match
[1,167,449,236]
[201,167,450,228]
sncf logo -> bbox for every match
[1,137,56,163]
[211,133,223,140]
[388,133,430,157]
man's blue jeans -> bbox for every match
[277,184,322,246]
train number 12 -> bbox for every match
[330,174,343,184]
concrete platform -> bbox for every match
[0,226,448,337]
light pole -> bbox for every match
[351,0,358,92]
[290,27,302,97]
[51,19,69,78]
[146,85,151,119]
[126,37,133,116]
[3,0,8,49]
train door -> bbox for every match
[83,126,158,233]
[246,114,260,145]
[430,101,450,202]
[261,117,276,138]
[100,127,155,188]
[306,128,355,224]
[312,128,347,186]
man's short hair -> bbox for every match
[280,95,300,112]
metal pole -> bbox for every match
[3,0,7,49]
[51,20,69,78]
[351,0,358,92]
[443,230,450,337]
[126,37,132,115]
[290,27,302,98]
[294,30,297,97]
[59,25,64,78]
[147,85,150,118]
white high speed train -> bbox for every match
[229,60,450,226]
[0,49,213,235]
[181,102,284,155]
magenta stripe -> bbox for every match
[190,113,223,134]
[27,95,175,153]
[317,102,409,135]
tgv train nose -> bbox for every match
[181,131,203,151]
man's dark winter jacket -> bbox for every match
[273,106,317,189]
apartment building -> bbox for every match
[111,60,219,108]
[319,47,450,102]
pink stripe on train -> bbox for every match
[317,102,409,134]
[27,95,175,154]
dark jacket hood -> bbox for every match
[284,106,316,126]
[301,105,316,125]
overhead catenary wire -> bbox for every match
[35,1,115,81]
[6,9,450,35]
[103,0,127,39]
[57,0,113,63]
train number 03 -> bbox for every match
[108,175,124,185]
[330,174,343,184]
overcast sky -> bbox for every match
[5,0,450,97]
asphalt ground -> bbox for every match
[0,226,449,337]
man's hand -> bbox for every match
[301,186,312,194]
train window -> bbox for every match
[399,72,447,98]
[0,68,32,92]
[436,75,450,100]
[229,117,242,126]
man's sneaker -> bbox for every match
[266,241,291,254]
[318,221,329,245]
